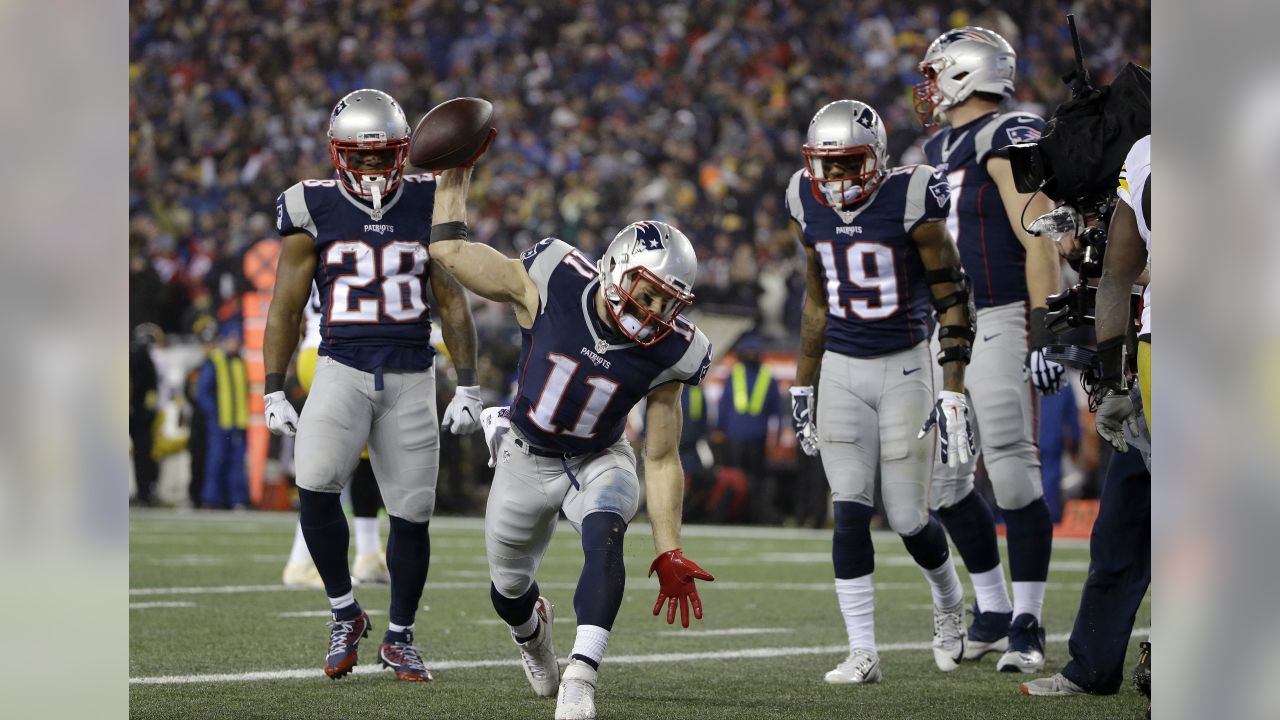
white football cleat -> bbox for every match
[282,558,325,589]
[824,648,882,684]
[932,602,966,672]
[352,552,390,585]
[1020,672,1087,696]
[555,659,598,720]
[514,596,559,697]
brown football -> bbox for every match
[408,97,494,171]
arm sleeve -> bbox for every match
[276,183,318,239]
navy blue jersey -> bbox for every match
[922,111,1044,308]
[509,238,713,455]
[276,174,438,373]
[786,164,950,358]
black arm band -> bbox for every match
[430,221,468,243]
[932,290,968,313]
[936,344,972,366]
[265,372,285,395]
[1095,335,1128,390]
[938,324,975,342]
[456,368,477,387]
[924,268,966,285]
[1028,306,1054,351]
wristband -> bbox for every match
[1095,335,1127,391]
[456,368,477,387]
[265,372,285,395]
[430,221,468,243]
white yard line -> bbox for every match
[130,579,1089,597]
[277,609,387,619]
[130,602,196,610]
[656,628,791,637]
[131,627,1149,685]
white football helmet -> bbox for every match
[328,89,412,206]
[802,100,889,208]
[597,221,697,346]
[914,26,1016,125]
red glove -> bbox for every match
[463,127,498,168]
[648,549,715,628]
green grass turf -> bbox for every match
[129,509,1149,719]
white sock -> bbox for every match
[570,624,611,667]
[918,557,964,609]
[289,522,312,565]
[971,565,1014,614]
[1012,581,1046,622]
[835,576,876,652]
[388,622,413,635]
[509,607,540,641]
[354,517,380,557]
[328,590,356,611]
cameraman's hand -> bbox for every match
[1055,233,1084,260]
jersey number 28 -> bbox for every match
[326,241,428,323]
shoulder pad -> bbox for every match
[785,168,808,232]
[649,322,714,390]
[976,112,1044,164]
[520,238,583,314]
[277,182,318,238]
[903,165,951,234]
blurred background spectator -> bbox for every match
[128,0,1149,522]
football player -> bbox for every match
[914,27,1063,672]
[429,161,715,720]
[262,89,484,682]
[282,284,391,590]
[787,99,976,684]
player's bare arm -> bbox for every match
[1095,199,1147,346]
[912,219,971,393]
[987,157,1061,309]
[264,231,318,383]
[429,167,540,327]
[643,382,685,554]
[428,261,478,380]
[796,231,828,388]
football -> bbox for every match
[408,97,494,171]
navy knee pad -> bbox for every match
[491,581,541,627]
[899,516,951,571]
[386,515,431,627]
[937,489,1002,574]
[575,511,628,631]
[298,488,353,599]
[832,501,875,579]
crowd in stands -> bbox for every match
[129,0,1149,338]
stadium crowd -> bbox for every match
[128,0,1150,519]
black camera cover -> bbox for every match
[1034,62,1151,203]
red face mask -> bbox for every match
[329,138,410,197]
[605,267,694,346]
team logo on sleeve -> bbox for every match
[520,237,555,260]
[1006,125,1042,145]
[928,179,952,207]
[276,200,284,231]
[633,222,666,252]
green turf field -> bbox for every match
[129,509,1149,719]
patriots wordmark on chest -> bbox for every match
[364,223,395,235]
[580,346,612,369]
[836,226,864,236]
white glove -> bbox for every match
[1094,389,1135,454]
[918,390,975,468]
[1025,349,1066,395]
[264,391,299,437]
[480,406,511,468]
[441,385,483,435]
[789,386,820,457]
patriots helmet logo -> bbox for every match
[333,99,348,117]
[633,222,666,252]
